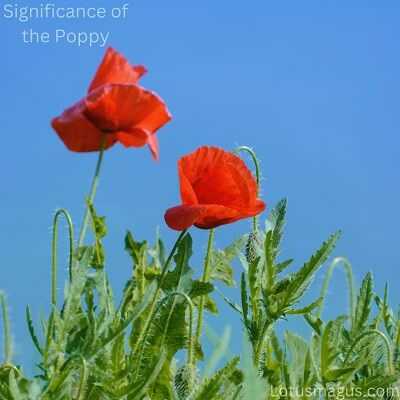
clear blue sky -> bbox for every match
[1,1,400,370]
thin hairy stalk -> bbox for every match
[77,136,106,249]
[132,230,188,358]
[0,292,12,364]
[51,208,74,306]
[235,146,261,231]
[195,228,215,347]
[317,257,355,328]
[344,329,394,375]
[159,292,195,366]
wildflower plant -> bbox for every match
[1,48,399,400]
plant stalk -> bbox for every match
[235,146,261,232]
[77,137,106,249]
[0,292,12,364]
[51,209,74,307]
[195,228,215,348]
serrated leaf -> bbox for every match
[353,272,374,334]
[211,236,246,286]
[193,357,240,399]
[125,230,147,266]
[275,258,294,274]
[286,297,323,315]
[283,231,341,308]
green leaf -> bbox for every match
[321,317,346,380]
[26,305,43,355]
[211,236,246,286]
[241,273,250,329]
[304,313,324,336]
[324,367,356,381]
[193,357,240,399]
[353,272,374,334]
[266,198,287,254]
[125,230,147,266]
[87,201,107,268]
[275,258,294,274]
[88,201,107,238]
[283,231,341,308]
[286,297,324,315]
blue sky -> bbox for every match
[1,1,400,370]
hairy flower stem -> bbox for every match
[132,230,187,366]
[235,146,261,231]
[344,329,394,375]
[317,257,355,329]
[77,138,106,249]
[195,228,215,349]
[0,292,12,364]
[51,209,74,307]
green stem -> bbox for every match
[77,138,106,249]
[235,146,261,232]
[0,292,12,364]
[195,229,215,347]
[51,209,74,307]
[317,257,355,329]
[132,230,188,358]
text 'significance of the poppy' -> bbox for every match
[2,3,131,46]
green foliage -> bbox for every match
[1,199,399,400]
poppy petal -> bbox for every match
[179,146,256,210]
[85,84,142,131]
[179,172,198,205]
[51,100,116,152]
[85,84,171,137]
[116,129,149,148]
[178,146,222,204]
[164,205,206,231]
[88,47,146,93]
[194,204,241,229]
[249,199,266,216]
[132,93,172,136]
[147,134,159,161]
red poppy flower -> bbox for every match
[51,47,171,160]
[164,146,266,230]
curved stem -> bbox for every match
[195,229,215,348]
[317,257,355,329]
[51,209,75,306]
[0,292,12,364]
[132,230,188,359]
[77,138,106,249]
[344,329,394,375]
[235,146,261,231]
[159,292,195,366]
